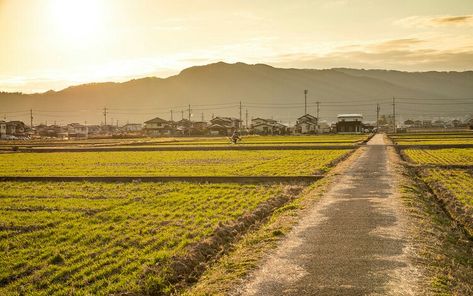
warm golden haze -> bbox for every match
[0,0,472,92]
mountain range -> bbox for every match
[1,62,472,125]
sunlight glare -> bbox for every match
[49,0,102,44]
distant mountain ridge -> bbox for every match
[1,62,472,124]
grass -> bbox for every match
[0,181,292,295]
[0,150,350,176]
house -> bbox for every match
[413,120,423,128]
[451,119,463,127]
[317,121,331,133]
[0,121,6,139]
[336,114,364,133]
[251,118,287,135]
[209,117,242,136]
[67,123,88,139]
[208,123,228,136]
[191,121,208,135]
[422,120,432,128]
[252,117,277,126]
[6,121,28,136]
[295,114,318,134]
[121,123,142,133]
[87,125,102,135]
[432,120,445,128]
[144,117,174,136]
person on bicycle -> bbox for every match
[230,130,241,144]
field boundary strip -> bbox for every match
[403,164,473,170]
[5,145,355,153]
[0,175,323,183]
[396,144,473,149]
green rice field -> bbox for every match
[0,149,350,176]
[0,182,294,295]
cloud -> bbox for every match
[396,14,473,27]
[269,38,473,71]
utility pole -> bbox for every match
[245,109,248,128]
[316,101,320,119]
[30,109,33,128]
[181,110,184,120]
[376,103,380,132]
[392,97,396,133]
[304,90,308,114]
[103,107,108,126]
[188,104,191,121]
[116,120,118,127]
[212,113,214,119]
[239,101,242,123]
[170,110,173,121]
[201,112,204,122]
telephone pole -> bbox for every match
[201,112,204,122]
[103,107,108,126]
[239,101,242,124]
[304,90,308,114]
[170,110,173,121]
[376,103,380,132]
[181,110,184,120]
[245,109,249,128]
[188,104,191,121]
[30,109,33,128]
[316,101,320,119]
[392,97,396,133]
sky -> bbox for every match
[0,0,472,93]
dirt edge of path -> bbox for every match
[387,137,473,295]
[181,147,366,296]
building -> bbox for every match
[251,118,287,135]
[67,123,88,139]
[295,114,318,134]
[6,121,28,137]
[208,123,228,136]
[336,114,364,133]
[317,121,332,133]
[121,123,142,133]
[0,121,6,139]
[144,117,174,136]
[209,117,242,136]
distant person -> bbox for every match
[230,130,241,144]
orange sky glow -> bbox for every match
[0,0,472,92]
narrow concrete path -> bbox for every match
[240,134,419,295]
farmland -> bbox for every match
[403,148,473,165]
[0,134,361,295]
[0,134,368,148]
[390,132,473,237]
[0,181,297,295]
[390,131,473,146]
[0,149,350,176]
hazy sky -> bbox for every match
[1,0,472,92]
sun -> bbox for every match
[49,0,103,45]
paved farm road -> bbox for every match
[240,134,419,295]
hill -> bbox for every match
[1,62,472,124]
